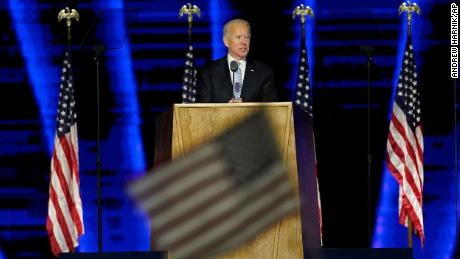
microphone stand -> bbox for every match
[80,8,136,253]
[360,45,374,248]
[359,44,374,247]
[232,70,235,98]
[367,54,372,248]
[92,44,105,253]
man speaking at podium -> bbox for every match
[196,19,278,103]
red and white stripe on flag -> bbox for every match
[47,125,84,256]
[386,36,424,245]
[387,104,424,243]
[47,51,84,256]
[129,113,298,259]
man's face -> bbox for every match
[224,23,251,60]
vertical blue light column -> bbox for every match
[78,0,147,252]
[372,9,409,249]
[373,2,456,259]
[7,0,58,154]
[209,0,231,60]
[99,0,145,173]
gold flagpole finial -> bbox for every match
[179,3,201,33]
[58,7,80,43]
[292,4,314,24]
[399,1,420,36]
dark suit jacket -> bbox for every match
[196,57,278,103]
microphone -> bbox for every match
[230,60,239,72]
[359,45,375,61]
[230,60,239,86]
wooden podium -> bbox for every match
[154,102,304,259]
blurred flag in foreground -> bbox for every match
[128,111,298,259]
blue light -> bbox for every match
[209,0,231,59]
[372,9,409,249]
[85,0,146,170]
[101,0,146,173]
[76,0,148,252]
[306,0,316,93]
[7,0,58,154]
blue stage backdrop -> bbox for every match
[0,0,457,258]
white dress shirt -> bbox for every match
[227,54,246,84]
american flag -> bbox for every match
[129,111,298,259]
[182,35,197,103]
[294,25,323,243]
[295,28,313,117]
[46,51,84,256]
[386,36,424,245]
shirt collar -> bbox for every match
[227,53,246,61]
[227,54,246,69]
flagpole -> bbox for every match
[179,3,200,103]
[292,4,314,79]
[55,6,82,255]
[179,3,200,39]
[398,1,421,249]
[57,6,80,248]
[292,4,323,247]
[58,7,80,52]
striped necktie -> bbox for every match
[233,64,242,99]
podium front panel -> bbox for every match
[155,102,303,259]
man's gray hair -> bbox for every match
[223,19,251,39]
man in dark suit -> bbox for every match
[196,19,278,103]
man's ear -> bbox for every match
[223,36,229,47]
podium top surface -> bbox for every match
[173,102,292,109]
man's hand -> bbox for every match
[228,98,243,103]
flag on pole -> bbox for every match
[182,35,197,103]
[386,35,424,245]
[128,111,298,259]
[295,29,313,117]
[294,25,323,244]
[46,51,84,256]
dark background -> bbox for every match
[0,0,458,258]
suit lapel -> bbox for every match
[220,57,234,98]
[242,60,256,100]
